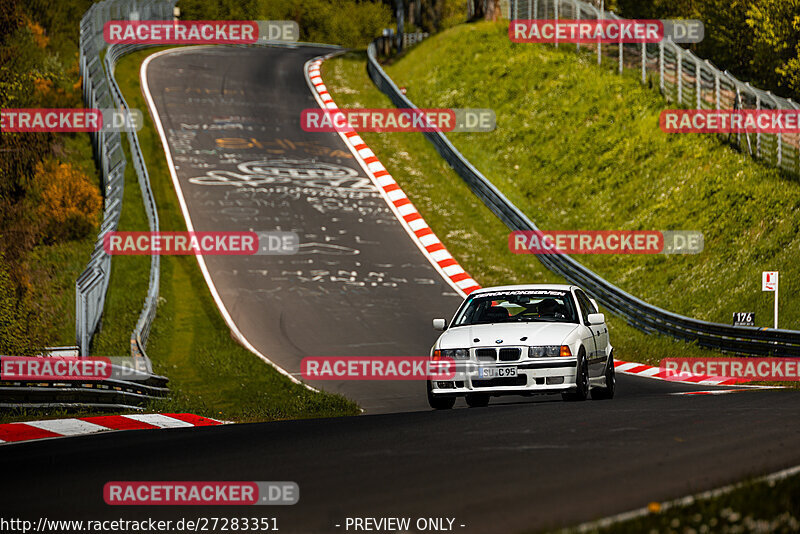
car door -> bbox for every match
[575,290,605,377]
[572,290,597,376]
[586,295,610,362]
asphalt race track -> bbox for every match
[4,387,800,533]
[142,45,466,413]
[3,44,799,534]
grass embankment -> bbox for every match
[24,132,99,347]
[93,48,359,422]
[380,22,800,331]
[322,23,800,366]
[581,470,800,533]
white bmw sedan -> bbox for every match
[427,284,615,409]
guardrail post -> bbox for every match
[792,100,800,176]
[641,42,646,83]
[575,0,580,51]
[695,57,701,109]
[763,91,783,168]
[713,63,720,110]
[76,284,85,355]
[597,1,603,66]
[735,85,743,149]
[659,40,664,94]
[614,13,621,73]
[677,49,682,104]
[755,90,761,158]
[554,0,559,48]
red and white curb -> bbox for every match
[0,413,223,445]
[613,359,768,388]
[614,359,743,385]
[304,56,481,298]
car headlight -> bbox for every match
[434,348,470,360]
[529,345,571,358]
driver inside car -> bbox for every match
[537,298,561,318]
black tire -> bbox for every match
[427,381,456,410]
[562,352,589,402]
[465,393,490,408]
[591,354,616,400]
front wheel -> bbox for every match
[427,381,455,410]
[562,353,588,402]
[591,354,615,400]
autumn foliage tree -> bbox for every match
[33,161,102,243]
[614,0,800,100]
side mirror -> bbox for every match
[587,313,605,326]
[432,318,447,331]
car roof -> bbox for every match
[469,284,576,295]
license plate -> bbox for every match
[477,367,517,378]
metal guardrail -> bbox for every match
[104,42,164,359]
[0,347,169,409]
[0,372,170,411]
[76,0,176,359]
[366,39,800,357]
[508,0,800,176]
[374,32,430,57]
[402,32,429,49]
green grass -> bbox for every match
[376,21,800,333]
[89,48,360,422]
[580,470,800,533]
[88,112,151,356]
[323,49,746,367]
[22,131,99,348]
[25,241,97,346]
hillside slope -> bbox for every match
[381,22,800,330]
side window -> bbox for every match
[574,290,595,324]
[581,291,598,314]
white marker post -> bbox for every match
[762,271,779,329]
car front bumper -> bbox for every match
[429,357,578,396]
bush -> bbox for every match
[614,0,800,100]
[179,0,392,48]
[33,160,101,243]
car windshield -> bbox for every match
[452,290,578,326]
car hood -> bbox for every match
[438,322,579,348]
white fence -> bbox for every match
[77,0,175,356]
[507,0,800,175]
